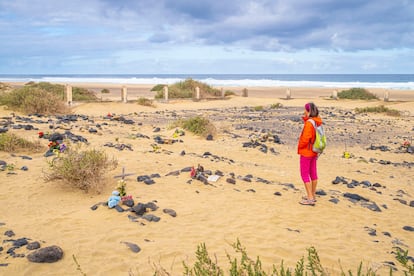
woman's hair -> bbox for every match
[307,102,319,117]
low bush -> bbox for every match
[337,88,378,100]
[137,97,155,107]
[270,103,283,109]
[153,79,230,99]
[0,86,70,115]
[253,105,264,111]
[101,88,110,94]
[72,86,98,101]
[0,133,43,153]
[150,84,166,92]
[0,82,98,114]
[171,116,216,138]
[23,82,97,101]
[355,105,401,116]
[44,144,118,193]
[224,90,236,96]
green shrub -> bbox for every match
[224,90,236,96]
[24,82,97,101]
[179,240,385,275]
[154,79,224,99]
[270,103,283,109]
[337,88,378,100]
[137,97,155,107]
[0,86,70,115]
[25,81,65,98]
[394,247,414,275]
[183,243,224,276]
[355,105,401,116]
[101,88,110,94]
[253,105,264,111]
[44,144,118,193]
[150,84,166,92]
[0,133,43,152]
[171,116,216,137]
[0,82,99,114]
[72,87,98,101]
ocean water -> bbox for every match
[1,74,414,90]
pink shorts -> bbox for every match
[300,155,318,183]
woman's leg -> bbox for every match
[309,156,318,199]
[300,156,314,201]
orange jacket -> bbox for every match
[297,116,323,157]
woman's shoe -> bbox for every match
[302,196,317,203]
[299,199,315,206]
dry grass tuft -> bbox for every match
[0,86,70,115]
[44,144,118,193]
[170,116,216,138]
[355,105,401,116]
[0,133,44,153]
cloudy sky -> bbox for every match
[0,0,413,74]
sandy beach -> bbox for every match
[1,83,413,275]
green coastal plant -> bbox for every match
[224,90,236,96]
[137,97,155,107]
[72,86,98,101]
[150,84,166,92]
[171,116,216,138]
[0,133,43,152]
[253,105,264,111]
[145,240,413,275]
[183,243,224,276]
[44,144,118,193]
[152,79,230,99]
[337,88,378,100]
[23,82,97,101]
[394,247,414,275]
[180,240,381,275]
[0,86,70,114]
[270,103,283,109]
[0,82,98,114]
[355,105,401,116]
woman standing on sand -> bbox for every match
[297,102,322,206]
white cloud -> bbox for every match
[0,0,413,73]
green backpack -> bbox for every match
[309,119,326,154]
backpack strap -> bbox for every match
[308,118,316,128]
[308,118,319,147]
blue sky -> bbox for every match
[0,0,413,74]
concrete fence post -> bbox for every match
[195,87,200,100]
[221,87,225,98]
[163,86,169,102]
[286,89,291,100]
[332,90,338,100]
[65,84,72,106]
[384,91,389,102]
[242,88,248,97]
[122,86,128,103]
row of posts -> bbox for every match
[64,85,392,105]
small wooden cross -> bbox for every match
[114,166,135,180]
